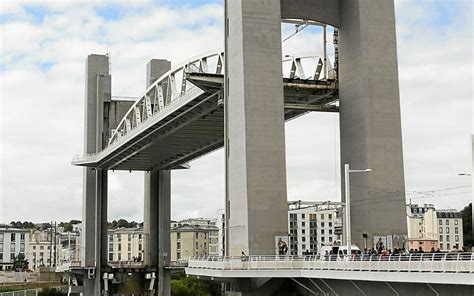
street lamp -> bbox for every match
[344,164,372,257]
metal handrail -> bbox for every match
[187,253,474,273]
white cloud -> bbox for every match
[0,1,472,223]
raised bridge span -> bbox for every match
[72,49,338,171]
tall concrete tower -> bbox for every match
[224,0,407,254]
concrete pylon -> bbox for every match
[224,0,289,256]
[82,54,110,296]
[338,0,407,249]
[144,58,171,296]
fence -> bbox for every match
[0,286,67,296]
[188,253,474,273]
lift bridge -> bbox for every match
[70,0,473,295]
[72,50,338,170]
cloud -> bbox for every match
[0,0,472,223]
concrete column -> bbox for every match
[339,0,407,248]
[82,54,110,296]
[144,59,171,296]
[225,0,288,256]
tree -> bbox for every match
[12,253,29,271]
[461,203,473,248]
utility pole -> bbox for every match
[54,221,57,267]
[49,221,52,267]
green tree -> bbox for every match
[171,272,221,296]
[461,203,473,248]
[39,287,67,296]
[12,253,29,271]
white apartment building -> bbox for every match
[288,207,342,255]
[437,211,463,251]
[406,204,463,251]
[216,209,226,256]
[0,228,30,271]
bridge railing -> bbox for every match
[188,253,474,273]
[105,50,334,148]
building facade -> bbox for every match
[107,228,144,262]
[288,207,342,256]
[170,219,219,262]
[0,228,30,271]
[406,204,463,251]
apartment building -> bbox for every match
[406,204,463,251]
[0,228,30,271]
[107,227,144,262]
[288,207,342,255]
[170,219,219,262]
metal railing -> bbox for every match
[188,253,474,273]
[0,286,67,296]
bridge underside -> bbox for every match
[73,74,338,171]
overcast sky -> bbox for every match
[0,0,472,223]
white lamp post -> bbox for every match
[344,164,372,257]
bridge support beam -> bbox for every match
[339,0,407,249]
[144,58,171,296]
[82,54,111,296]
[224,0,289,256]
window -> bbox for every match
[321,229,325,235]
[439,227,443,234]
[118,253,121,261]
[446,220,449,225]
[302,229,305,234]
[455,227,459,234]
[128,234,131,242]
[446,227,449,234]
[177,252,181,260]
[128,243,131,251]
[177,242,181,250]
[321,222,325,227]
[109,244,113,252]
[0,244,3,252]
[108,253,113,261]
[439,220,442,225]
[196,233,199,239]
[0,234,3,242]
[33,246,36,250]
[440,243,443,250]
[447,243,450,250]
[321,214,325,220]
[20,243,25,252]
[139,244,142,251]
[302,237,306,242]
[446,235,450,242]
[11,234,15,242]
[439,235,443,242]
[116,234,121,242]
[10,243,15,252]
[204,242,207,249]
[301,214,305,219]
[11,254,15,260]
[329,214,332,220]
[177,233,181,240]
[455,235,459,242]
[329,222,332,227]
[302,244,306,249]
[329,229,333,234]
[302,222,305,227]
[0,253,3,260]
[454,220,458,226]
[128,253,131,260]
[309,214,316,221]
[118,244,121,251]
[321,237,325,242]
[195,242,199,249]
[20,234,25,242]
[329,237,332,242]
[109,235,113,242]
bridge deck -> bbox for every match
[72,75,338,171]
[185,254,474,286]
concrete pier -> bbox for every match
[82,54,110,295]
[143,58,172,296]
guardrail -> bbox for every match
[188,253,474,273]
